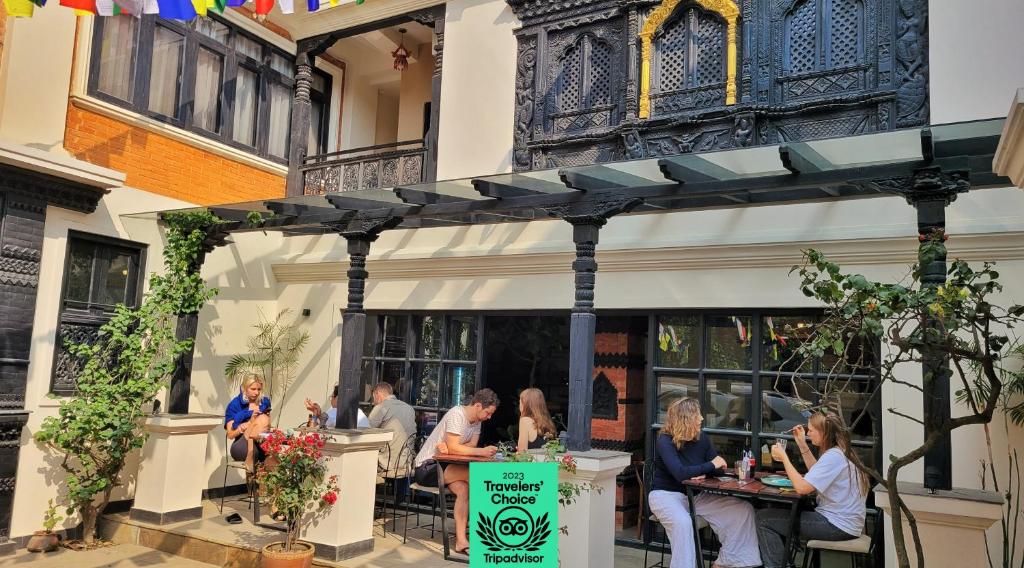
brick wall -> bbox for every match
[64,105,285,205]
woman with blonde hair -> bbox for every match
[650,398,761,568]
[224,374,272,470]
[757,411,868,568]
[516,388,557,453]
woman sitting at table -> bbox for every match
[224,374,272,472]
[650,398,762,568]
[756,412,868,568]
[516,388,556,453]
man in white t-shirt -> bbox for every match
[305,386,369,429]
[413,388,499,555]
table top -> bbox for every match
[434,453,496,465]
[682,472,806,501]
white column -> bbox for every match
[130,414,222,524]
[874,483,1002,567]
[554,449,631,568]
[302,428,393,562]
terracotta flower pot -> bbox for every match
[261,541,314,568]
[26,531,60,553]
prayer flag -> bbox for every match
[156,0,195,19]
[253,0,271,14]
[115,0,145,13]
[226,0,244,6]
[2,0,35,17]
[306,0,318,10]
[60,0,97,12]
[191,0,206,16]
[277,0,292,14]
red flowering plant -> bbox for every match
[256,429,340,551]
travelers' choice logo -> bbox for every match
[470,462,557,567]
[476,505,551,551]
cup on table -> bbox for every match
[735,460,749,481]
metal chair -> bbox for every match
[219,431,260,523]
[801,507,882,568]
[374,444,391,535]
[382,433,417,534]
[639,460,710,568]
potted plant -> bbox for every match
[26,499,63,553]
[257,429,339,568]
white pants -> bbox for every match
[649,490,761,568]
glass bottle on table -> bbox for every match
[761,444,772,468]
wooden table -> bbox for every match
[681,472,809,568]
[432,453,495,563]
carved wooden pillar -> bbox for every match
[424,15,444,182]
[326,216,402,429]
[551,198,642,452]
[877,166,969,491]
[168,225,232,415]
[286,44,315,197]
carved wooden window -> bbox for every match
[784,0,865,75]
[50,232,146,395]
[555,35,614,114]
[654,7,728,93]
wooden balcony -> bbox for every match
[301,140,427,195]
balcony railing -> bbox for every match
[301,139,427,195]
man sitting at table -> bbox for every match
[305,386,369,429]
[367,381,416,473]
[412,388,499,555]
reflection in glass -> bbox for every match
[66,241,95,303]
[705,434,750,468]
[760,375,814,434]
[657,316,700,368]
[656,375,698,423]
[382,315,409,358]
[707,316,753,370]
[761,316,815,373]
[102,253,132,306]
[821,334,878,376]
[446,316,477,360]
[413,363,440,408]
[445,365,476,407]
[705,376,751,430]
[416,316,442,358]
[416,410,439,440]
[362,318,378,357]
[819,380,878,442]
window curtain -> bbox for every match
[232,67,258,146]
[307,99,323,156]
[97,16,137,101]
[194,47,222,133]
[267,82,291,158]
[148,26,184,118]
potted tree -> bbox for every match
[26,499,62,553]
[257,429,339,568]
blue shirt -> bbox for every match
[652,432,723,493]
[224,392,271,428]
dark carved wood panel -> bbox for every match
[508,0,928,169]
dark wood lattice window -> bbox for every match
[50,232,146,395]
[555,35,614,113]
[655,7,727,93]
[784,0,864,75]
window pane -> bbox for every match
[657,316,700,368]
[819,379,878,443]
[382,315,409,358]
[360,359,375,402]
[194,48,223,133]
[446,316,477,360]
[762,315,815,373]
[97,16,137,101]
[416,410,439,442]
[444,364,476,407]
[380,360,406,391]
[270,53,294,78]
[413,363,440,408]
[232,67,258,146]
[707,315,753,370]
[656,374,698,424]
[308,99,324,155]
[416,316,442,359]
[761,375,814,434]
[362,318,379,357]
[101,252,133,306]
[148,26,184,118]
[705,434,750,468]
[821,334,878,376]
[233,34,261,60]
[267,82,291,159]
[706,376,752,431]
[194,18,229,44]
[65,240,96,303]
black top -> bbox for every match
[527,434,547,450]
[652,432,723,493]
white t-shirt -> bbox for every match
[324,407,369,428]
[414,406,480,467]
[804,447,866,536]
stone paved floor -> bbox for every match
[0,543,218,567]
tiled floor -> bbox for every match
[0,543,218,567]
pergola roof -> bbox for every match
[131,118,1011,234]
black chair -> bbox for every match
[382,434,417,533]
[218,431,260,523]
[639,459,710,568]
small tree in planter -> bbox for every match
[26,499,63,553]
[257,429,340,567]
[34,211,222,545]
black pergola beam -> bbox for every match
[659,154,736,183]
[325,194,422,216]
[473,175,569,198]
[921,128,934,163]
[780,143,834,174]
[560,165,661,191]
[394,186,478,205]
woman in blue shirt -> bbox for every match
[224,374,272,470]
[650,398,761,568]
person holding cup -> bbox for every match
[649,398,761,568]
[755,412,869,568]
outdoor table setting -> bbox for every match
[682,464,810,568]
[432,453,496,563]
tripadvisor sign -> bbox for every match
[470,462,558,567]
